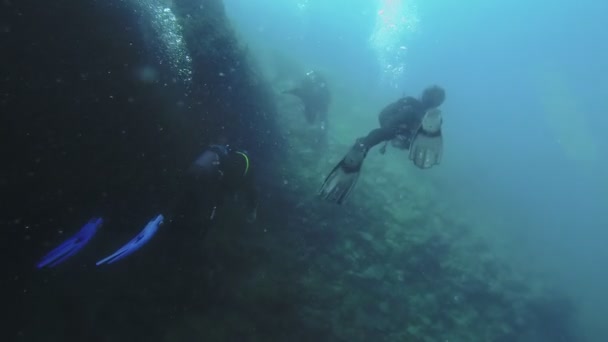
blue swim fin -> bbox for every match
[96,214,164,266]
[36,217,103,268]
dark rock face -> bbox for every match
[2,1,279,340]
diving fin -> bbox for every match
[409,108,443,169]
[36,217,103,268]
[96,214,164,265]
[319,142,367,204]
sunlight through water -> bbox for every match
[370,0,420,88]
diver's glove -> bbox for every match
[96,214,164,265]
[409,108,443,169]
[36,217,103,268]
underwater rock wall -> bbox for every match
[2,0,584,341]
[257,99,585,342]
[2,0,279,224]
[170,0,280,157]
[2,0,280,340]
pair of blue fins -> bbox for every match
[36,214,164,268]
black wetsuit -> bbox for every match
[212,148,257,213]
[359,96,427,150]
[305,72,331,126]
[292,71,331,126]
[319,88,444,203]
[176,146,257,227]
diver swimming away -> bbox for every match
[319,85,446,204]
[36,144,257,268]
[283,70,331,134]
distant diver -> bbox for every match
[283,70,331,133]
[36,144,258,268]
[319,85,446,204]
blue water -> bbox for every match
[224,0,608,340]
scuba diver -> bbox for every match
[175,144,258,227]
[283,70,331,134]
[319,85,446,204]
[36,143,258,268]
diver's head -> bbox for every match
[421,85,445,109]
[193,150,221,176]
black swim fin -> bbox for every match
[319,142,367,204]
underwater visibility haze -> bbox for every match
[2,0,608,341]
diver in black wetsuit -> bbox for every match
[175,144,258,228]
[319,85,446,204]
[36,144,259,268]
[283,70,331,139]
